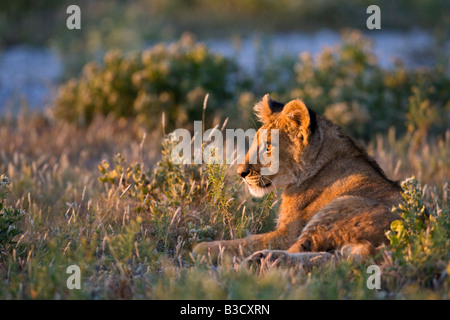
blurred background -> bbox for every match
[0,0,449,183]
[1,0,449,112]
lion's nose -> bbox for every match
[237,164,250,178]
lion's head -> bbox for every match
[237,94,322,197]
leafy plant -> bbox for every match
[97,129,278,253]
[385,177,449,288]
[290,30,450,140]
[98,135,203,252]
[55,33,238,130]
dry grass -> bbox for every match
[0,110,448,299]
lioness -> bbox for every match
[193,94,401,269]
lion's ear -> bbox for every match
[254,94,285,123]
[283,99,311,142]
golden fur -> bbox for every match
[193,94,402,269]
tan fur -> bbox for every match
[193,95,402,268]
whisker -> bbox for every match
[287,167,296,180]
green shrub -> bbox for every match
[204,159,276,240]
[385,177,449,289]
[55,34,238,130]
[98,135,203,252]
[98,132,277,253]
[0,175,24,256]
[290,30,450,140]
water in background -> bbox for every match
[0,29,444,113]
[0,46,62,113]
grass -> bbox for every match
[0,108,448,299]
[0,26,448,300]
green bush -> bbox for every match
[98,135,203,252]
[289,30,450,140]
[98,132,277,253]
[55,30,450,142]
[385,177,449,289]
[54,34,238,130]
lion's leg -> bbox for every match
[243,241,375,270]
[287,196,397,255]
[242,197,393,269]
[191,236,257,261]
[192,224,299,261]
[337,241,377,261]
[243,250,334,271]
[241,216,379,269]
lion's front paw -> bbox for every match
[192,241,223,260]
[242,250,291,268]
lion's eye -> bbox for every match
[266,144,272,152]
